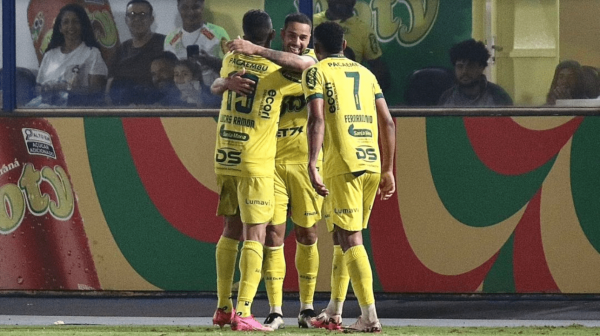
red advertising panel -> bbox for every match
[0,118,100,290]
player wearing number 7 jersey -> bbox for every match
[210,9,298,332]
[302,21,396,333]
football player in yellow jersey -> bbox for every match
[209,9,296,332]
[227,13,323,330]
[313,0,391,92]
[302,21,396,333]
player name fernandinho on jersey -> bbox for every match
[344,115,374,123]
[220,115,256,128]
[228,58,269,72]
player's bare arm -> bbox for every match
[307,98,329,197]
[227,38,315,72]
[210,68,255,96]
[197,49,223,73]
[375,97,396,200]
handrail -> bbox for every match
[1,107,600,118]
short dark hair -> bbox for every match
[127,0,153,14]
[47,4,101,52]
[242,9,272,45]
[152,51,179,67]
[314,22,344,54]
[174,59,202,80]
[449,39,490,67]
[283,12,312,30]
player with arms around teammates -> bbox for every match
[210,9,302,332]
[302,21,396,333]
[227,13,323,330]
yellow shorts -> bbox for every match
[273,163,323,227]
[216,174,274,224]
[323,171,380,232]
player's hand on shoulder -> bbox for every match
[378,171,395,201]
[227,37,259,56]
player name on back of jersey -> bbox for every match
[219,115,256,128]
[345,115,373,123]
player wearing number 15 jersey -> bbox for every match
[226,13,324,330]
[303,21,396,333]
[210,9,298,332]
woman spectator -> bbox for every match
[546,60,587,105]
[32,3,108,107]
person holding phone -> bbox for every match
[164,0,230,87]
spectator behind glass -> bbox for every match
[164,0,230,87]
[29,3,108,107]
[546,60,587,105]
[173,59,220,108]
[108,0,166,106]
[149,51,188,106]
[438,39,512,107]
[313,0,391,92]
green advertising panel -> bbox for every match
[264,0,472,105]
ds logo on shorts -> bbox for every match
[216,148,242,166]
[356,145,377,162]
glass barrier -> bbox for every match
[311,0,600,108]
[14,0,265,109]
[9,0,600,110]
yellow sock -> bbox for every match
[296,241,319,307]
[263,245,285,309]
[344,245,375,306]
[236,240,264,317]
[331,245,349,307]
[215,236,239,312]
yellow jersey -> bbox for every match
[302,55,384,178]
[214,52,295,177]
[276,48,318,164]
[313,11,382,63]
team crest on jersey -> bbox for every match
[368,33,379,54]
[305,67,318,89]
